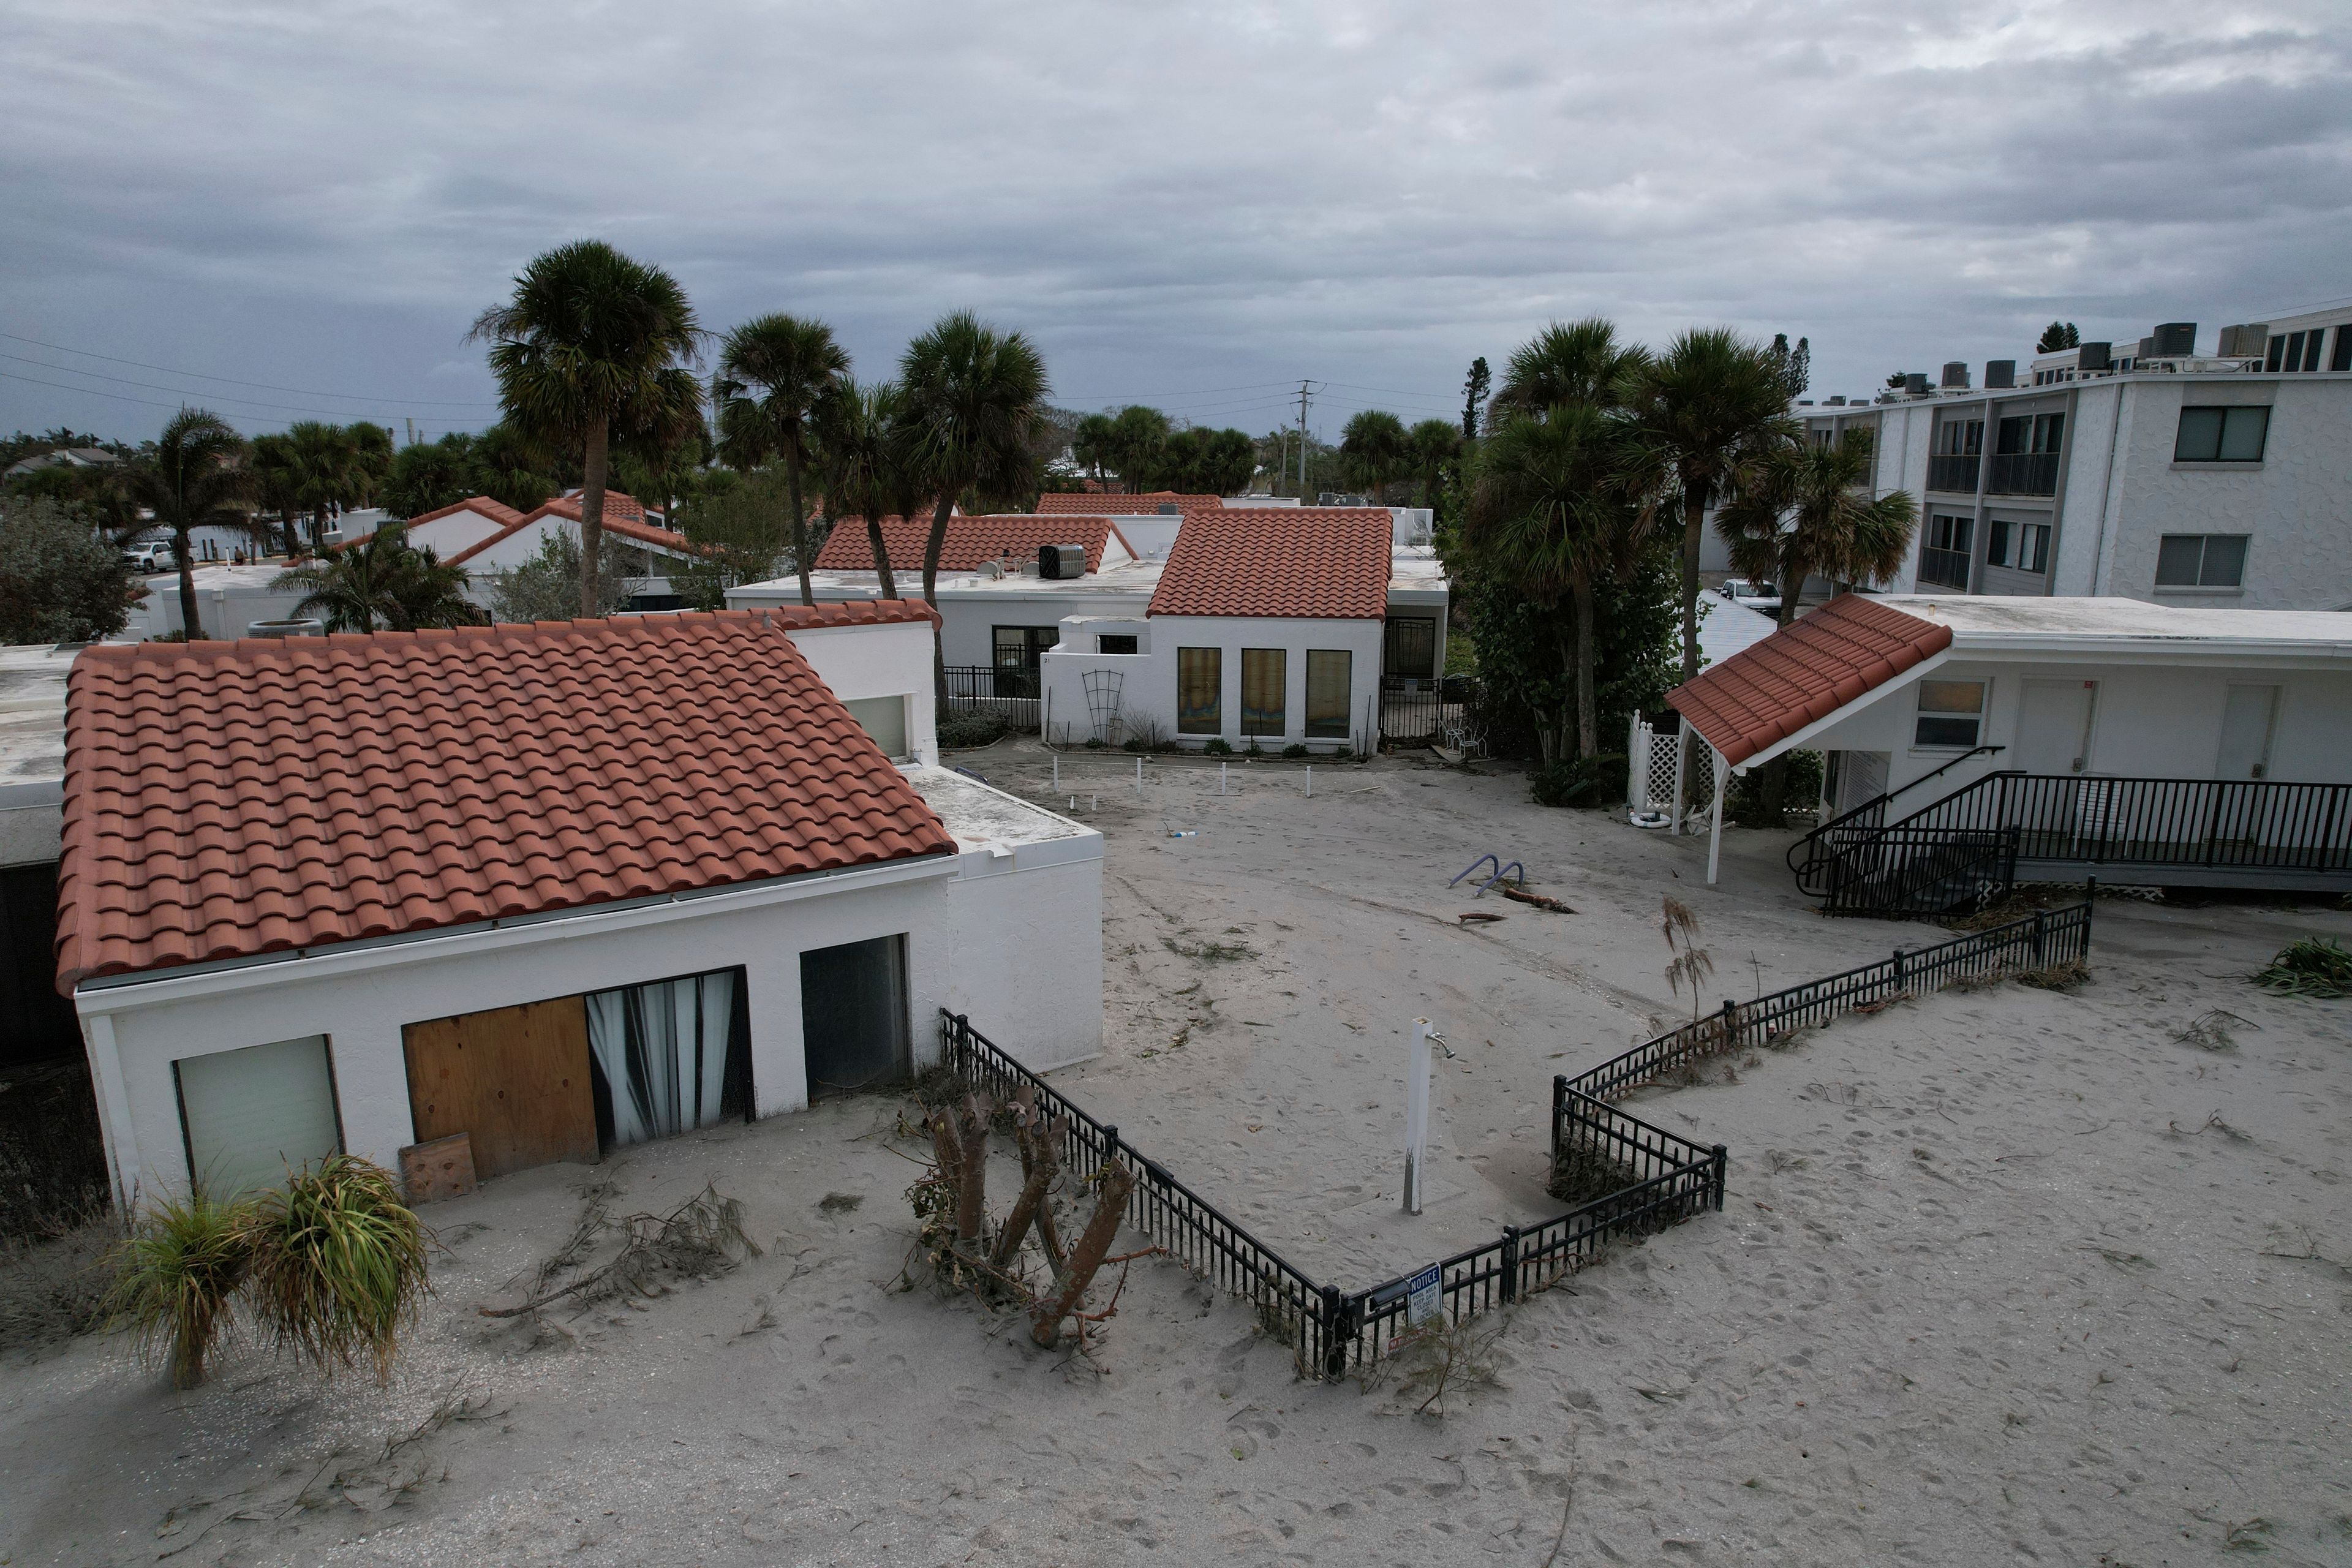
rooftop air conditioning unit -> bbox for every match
[1940,361,1970,389]
[2149,322,2196,357]
[1985,360,2016,388]
[1038,543,1090,580]
[2078,341,2113,372]
[1156,503,1182,514]
[2218,323,2269,358]
[1902,373,1930,396]
[1824,395,1847,406]
[246,619,325,639]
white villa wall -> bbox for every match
[80,822,1104,1204]
[1801,655,2352,802]
[459,514,694,577]
[1042,614,1384,752]
[123,569,314,641]
[785,619,940,767]
[402,505,514,561]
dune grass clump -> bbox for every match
[108,1188,251,1389]
[241,1156,431,1384]
[2250,936,2352,1000]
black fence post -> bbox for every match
[1499,1226,1520,1305]
[1550,1074,1566,1162]
[1891,948,1907,992]
[1711,1145,1728,1210]
[1320,1285,1348,1382]
[2030,908,2046,964]
[1719,997,1738,1051]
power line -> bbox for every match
[0,352,458,421]
[0,368,482,434]
[0,330,500,407]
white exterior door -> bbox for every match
[2016,680,2096,775]
[2215,685,2278,780]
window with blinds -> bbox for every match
[1306,649,1351,738]
[1177,647,1221,734]
[1240,649,1286,737]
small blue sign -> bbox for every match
[1406,1264,1442,1327]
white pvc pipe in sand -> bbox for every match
[1403,1019,1436,1215]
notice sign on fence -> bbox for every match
[1406,1264,1442,1327]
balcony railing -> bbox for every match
[1917,546,1972,590]
[1926,453,1979,493]
[1986,451,2059,496]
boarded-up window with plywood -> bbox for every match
[1305,649,1351,739]
[403,998,598,1180]
[1240,648,1286,737]
[1177,647,1221,734]
[175,1035,342,1197]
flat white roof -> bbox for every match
[0,643,74,796]
[736,549,1449,607]
[902,764,1095,854]
[1880,595,2352,647]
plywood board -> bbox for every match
[403,997,597,1179]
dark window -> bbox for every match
[992,625,1058,676]
[2155,534,2248,589]
[1177,647,1221,734]
[2267,334,2286,372]
[1240,648,1286,737]
[1383,616,1436,678]
[1996,415,2029,454]
[2031,412,2065,453]
[1305,649,1351,738]
[1986,517,2011,567]
[1936,420,1982,455]
[1098,634,1138,655]
[2016,522,2051,574]
[1914,679,1985,748]
[799,939,908,1099]
[2174,405,2269,462]
[2331,328,2352,373]
[1919,513,1973,589]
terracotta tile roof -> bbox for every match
[1145,508,1393,620]
[813,513,1120,575]
[56,609,953,990]
[401,496,527,530]
[1667,594,1952,766]
[1035,491,1219,515]
[439,492,703,568]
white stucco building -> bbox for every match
[1795,311,2352,611]
[59,604,1104,1205]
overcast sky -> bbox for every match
[4,1,2347,447]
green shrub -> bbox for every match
[1243,741,1264,758]
[1203,738,1233,756]
[1281,744,1309,759]
[108,1189,250,1389]
[1725,748,1825,827]
[1084,736,1105,750]
[240,1156,429,1384]
[937,710,1010,749]
[1531,753,1627,809]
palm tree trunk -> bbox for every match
[784,444,813,607]
[1572,577,1599,760]
[923,492,953,712]
[1678,486,1706,683]
[579,418,608,616]
[175,530,203,641]
[869,521,899,600]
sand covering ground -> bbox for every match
[1,744,2346,1565]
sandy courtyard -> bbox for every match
[2,742,2348,1566]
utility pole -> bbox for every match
[1295,380,1317,497]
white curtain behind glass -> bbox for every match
[584,970,737,1146]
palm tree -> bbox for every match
[1406,418,1463,511]
[896,312,1051,696]
[246,432,304,557]
[811,379,921,600]
[1714,431,1918,630]
[274,526,483,633]
[1491,318,1651,423]
[281,422,360,554]
[1340,410,1409,500]
[1462,405,1645,762]
[718,315,848,605]
[469,241,703,616]
[129,409,251,639]
[1624,328,1796,687]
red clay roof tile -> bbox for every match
[1666,594,1952,766]
[1145,508,1393,620]
[1033,491,1219,515]
[813,513,1121,575]
[56,607,952,990]
[439,492,699,568]
[400,495,528,530]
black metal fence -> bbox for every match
[1381,674,1481,747]
[1569,902,2092,1102]
[940,1009,1722,1381]
[944,665,1042,731]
